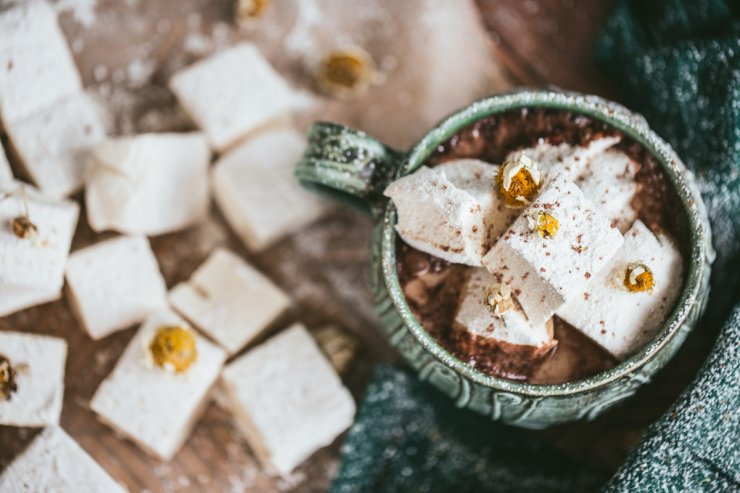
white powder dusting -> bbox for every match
[125,58,156,87]
[283,0,323,57]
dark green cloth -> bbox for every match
[596,1,740,491]
[602,307,740,491]
[331,365,605,493]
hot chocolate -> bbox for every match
[392,108,689,384]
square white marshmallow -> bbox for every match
[0,427,126,493]
[221,324,356,477]
[0,0,82,125]
[385,165,483,266]
[482,175,624,326]
[65,235,168,340]
[169,42,307,151]
[0,331,67,427]
[6,92,106,198]
[212,128,325,251]
[0,181,79,291]
[90,310,227,461]
[86,133,211,236]
[575,148,638,232]
[0,145,12,184]
[0,284,60,317]
[454,268,555,351]
[169,248,290,355]
[385,159,519,266]
[506,136,621,185]
[556,220,683,360]
[508,138,638,232]
[437,159,521,245]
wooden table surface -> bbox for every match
[0,1,718,492]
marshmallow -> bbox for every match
[0,146,12,184]
[169,42,308,151]
[86,133,210,236]
[0,181,79,291]
[384,166,488,266]
[212,128,325,251]
[65,235,168,340]
[169,248,291,355]
[0,427,126,493]
[556,221,683,360]
[507,136,621,185]
[221,324,355,477]
[482,175,624,326]
[0,284,60,317]
[0,0,82,125]
[90,310,227,461]
[454,268,555,350]
[0,331,67,427]
[437,159,521,244]
[6,92,106,198]
[575,148,638,232]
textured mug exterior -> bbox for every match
[296,89,713,428]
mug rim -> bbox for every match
[380,89,712,397]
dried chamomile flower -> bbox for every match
[484,283,514,317]
[235,0,270,24]
[0,354,18,401]
[318,47,375,100]
[313,324,358,374]
[11,215,37,240]
[149,326,198,374]
[529,211,558,238]
[537,213,559,238]
[623,263,655,293]
[496,154,542,207]
[3,185,37,240]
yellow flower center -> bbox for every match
[623,263,655,292]
[484,283,514,317]
[149,326,198,373]
[0,355,18,401]
[11,216,37,240]
[496,155,542,206]
[236,0,270,21]
[319,48,374,99]
[536,212,559,238]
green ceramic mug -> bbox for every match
[295,89,714,429]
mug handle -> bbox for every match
[295,122,402,216]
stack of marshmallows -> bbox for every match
[385,136,684,364]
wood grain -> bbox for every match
[0,1,717,492]
[476,0,619,97]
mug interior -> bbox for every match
[380,90,709,397]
